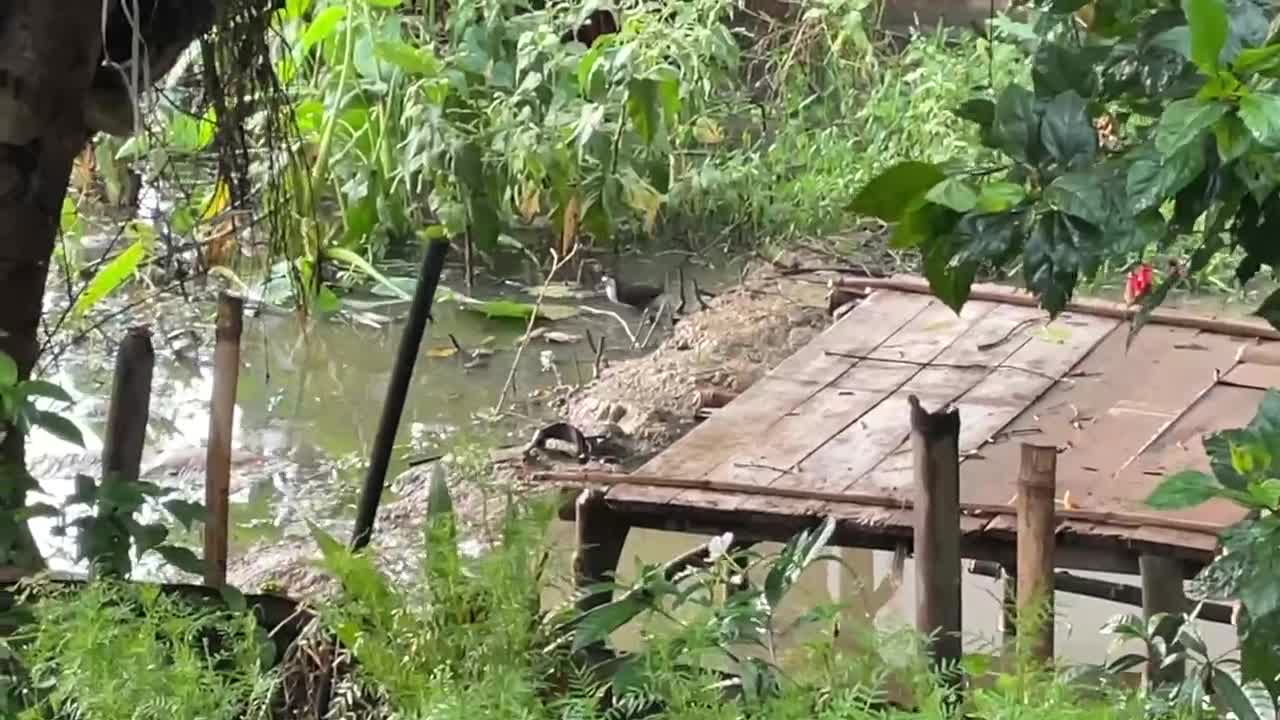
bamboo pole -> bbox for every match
[1017,444,1057,663]
[835,275,1280,341]
[351,239,450,552]
[204,292,243,587]
[910,395,962,674]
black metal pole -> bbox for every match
[350,238,450,551]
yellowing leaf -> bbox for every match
[693,117,724,145]
[561,194,580,255]
[201,179,231,222]
[518,184,541,222]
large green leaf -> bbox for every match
[1041,91,1098,167]
[889,200,959,249]
[322,247,413,300]
[923,177,977,213]
[1239,93,1280,146]
[626,78,661,145]
[1126,142,1206,211]
[1216,112,1254,162]
[849,162,946,222]
[1211,667,1277,720]
[1022,212,1080,315]
[571,595,649,651]
[73,239,148,317]
[1182,0,1229,73]
[992,85,1041,165]
[924,237,977,314]
[0,353,17,389]
[373,40,441,76]
[1156,98,1229,154]
[1147,470,1222,509]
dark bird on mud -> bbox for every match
[601,274,664,312]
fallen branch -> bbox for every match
[495,247,577,413]
[579,304,637,346]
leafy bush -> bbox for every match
[3,580,275,719]
[853,0,1280,331]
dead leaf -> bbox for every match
[426,346,459,358]
[518,183,541,222]
[561,194,580,257]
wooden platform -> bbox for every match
[546,279,1280,574]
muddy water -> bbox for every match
[25,252,1247,665]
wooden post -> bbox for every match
[910,395,962,674]
[1017,443,1057,663]
[102,328,154,486]
[95,327,155,576]
[573,489,631,614]
[1140,554,1188,686]
[204,292,243,587]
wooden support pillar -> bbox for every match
[573,489,631,614]
[1140,554,1188,686]
[94,327,155,577]
[1017,444,1057,663]
[204,292,243,588]
[910,395,962,674]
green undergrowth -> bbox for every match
[0,470,1171,720]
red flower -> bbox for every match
[1125,263,1154,305]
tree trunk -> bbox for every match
[0,1,105,572]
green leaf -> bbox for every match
[1232,441,1272,478]
[924,177,977,213]
[1147,470,1221,509]
[1023,212,1081,315]
[0,353,17,388]
[1127,142,1206,212]
[1239,93,1280,146]
[32,412,84,448]
[163,499,208,531]
[322,247,413,300]
[625,78,661,145]
[992,85,1041,165]
[1183,0,1229,73]
[1040,91,1097,167]
[373,40,440,75]
[72,239,147,317]
[1211,667,1276,720]
[221,584,248,611]
[975,182,1026,212]
[572,595,648,652]
[1217,113,1254,163]
[764,517,837,609]
[1233,43,1280,74]
[18,380,71,404]
[1156,98,1229,155]
[954,98,995,127]
[1247,479,1280,510]
[849,162,946,222]
[953,209,1029,265]
[128,521,169,556]
[427,463,453,521]
[924,239,977,314]
[154,545,205,576]
[889,200,959,249]
[300,6,346,52]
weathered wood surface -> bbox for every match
[559,284,1280,569]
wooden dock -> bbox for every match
[541,277,1280,580]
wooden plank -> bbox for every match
[770,303,1036,496]
[855,310,1120,500]
[1056,327,1242,511]
[709,300,1007,491]
[1222,361,1280,390]
[1104,383,1260,528]
[622,290,934,485]
[613,290,937,510]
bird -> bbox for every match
[601,274,664,312]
